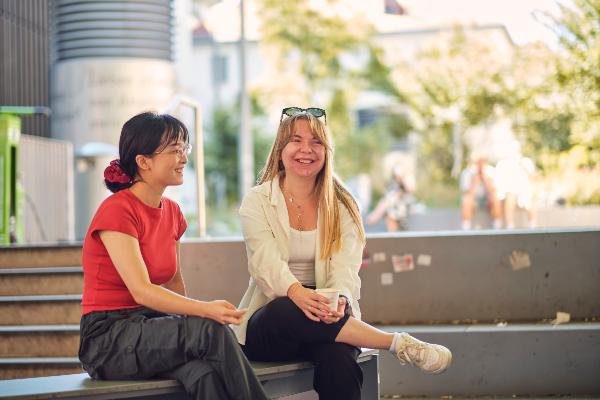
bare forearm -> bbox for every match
[163,277,187,297]
[134,284,207,317]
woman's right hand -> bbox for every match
[287,283,330,322]
[202,300,247,325]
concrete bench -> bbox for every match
[0,349,379,399]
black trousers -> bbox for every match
[79,307,268,400]
[243,297,363,400]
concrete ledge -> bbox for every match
[0,350,379,400]
[377,323,600,397]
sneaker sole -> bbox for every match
[429,348,452,374]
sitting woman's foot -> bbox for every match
[391,332,452,374]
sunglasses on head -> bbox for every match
[280,107,327,124]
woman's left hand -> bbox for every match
[320,297,346,324]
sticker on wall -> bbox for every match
[380,272,393,285]
[360,249,370,269]
[373,252,387,263]
[417,254,432,266]
[551,311,570,325]
[392,254,414,272]
[509,250,531,271]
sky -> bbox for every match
[199,0,565,46]
[398,0,563,46]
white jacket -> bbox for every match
[232,175,364,344]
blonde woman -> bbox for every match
[233,107,452,400]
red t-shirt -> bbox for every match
[81,189,187,315]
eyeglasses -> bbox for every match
[280,107,327,124]
[155,143,192,158]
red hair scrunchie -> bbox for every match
[104,159,131,184]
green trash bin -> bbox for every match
[0,114,24,244]
[0,106,50,244]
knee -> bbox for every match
[185,316,233,342]
[262,296,301,322]
[187,316,222,331]
[184,317,240,358]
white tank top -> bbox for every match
[288,228,316,286]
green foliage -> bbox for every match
[394,12,598,206]
[414,180,461,208]
[568,188,600,205]
[523,112,574,153]
[255,0,404,178]
[204,105,272,208]
[381,110,412,141]
[393,26,509,193]
[360,46,405,100]
[547,0,600,162]
[204,107,239,205]
[258,0,367,86]
[253,0,600,207]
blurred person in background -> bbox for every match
[366,164,414,231]
[495,147,537,229]
[460,154,502,230]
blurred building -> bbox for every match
[188,0,514,121]
[1,1,75,243]
[49,0,178,238]
[0,0,51,137]
[50,0,176,149]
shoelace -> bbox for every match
[396,341,426,366]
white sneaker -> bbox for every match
[393,332,452,374]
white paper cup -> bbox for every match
[316,288,340,312]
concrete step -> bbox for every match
[0,245,82,269]
[0,267,83,296]
[0,357,82,380]
[0,325,79,358]
[377,323,600,397]
[0,295,81,325]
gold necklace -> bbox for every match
[283,188,313,231]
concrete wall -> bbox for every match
[178,229,600,396]
[180,229,600,324]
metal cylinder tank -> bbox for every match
[49,0,177,237]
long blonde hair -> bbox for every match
[258,113,366,259]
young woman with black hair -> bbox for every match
[78,112,268,400]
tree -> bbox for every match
[389,4,600,205]
[204,102,272,208]
[546,0,600,164]
[255,0,406,178]
[391,26,514,195]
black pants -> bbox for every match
[243,297,363,400]
[79,307,268,400]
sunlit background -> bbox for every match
[1,0,598,243]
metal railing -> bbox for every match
[164,95,206,237]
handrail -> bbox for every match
[164,95,206,237]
